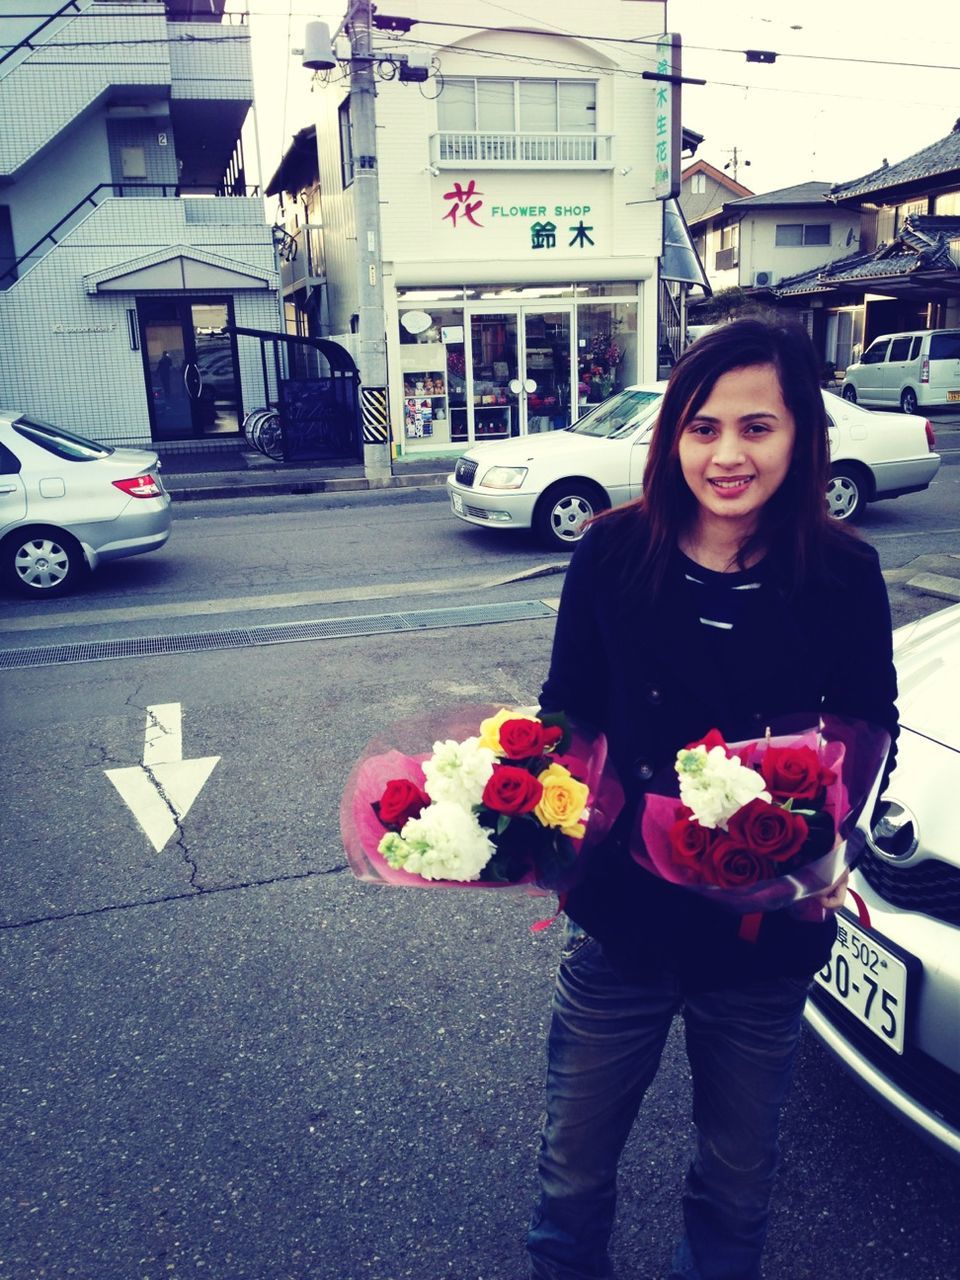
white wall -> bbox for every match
[739,209,860,285]
[0,199,277,444]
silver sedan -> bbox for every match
[0,411,172,597]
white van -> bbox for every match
[841,328,960,414]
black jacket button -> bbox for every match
[646,685,663,705]
[634,760,654,781]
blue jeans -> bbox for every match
[527,924,810,1280]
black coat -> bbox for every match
[539,514,899,991]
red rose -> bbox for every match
[685,728,729,754]
[708,839,771,888]
[668,815,714,880]
[376,778,430,830]
[499,718,563,760]
[726,798,809,862]
[482,765,544,815]
[759,745,835,802]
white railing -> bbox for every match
[431,132,613,166]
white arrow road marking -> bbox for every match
[106,703,220,853]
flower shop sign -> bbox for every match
[652,33,682,200]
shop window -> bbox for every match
[576,302,638,408]
[397,306,466,446]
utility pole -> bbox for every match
[346,0,391,479]
[721,146,751,185]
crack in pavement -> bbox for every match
[0,864,350,931]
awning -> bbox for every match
[84,246,275,294]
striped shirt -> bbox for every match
[679,551,763,631]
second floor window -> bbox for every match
[438,78,596,135]
[691,172,706,194]
[775,223,831,247]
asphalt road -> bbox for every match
[2,484,960,1280]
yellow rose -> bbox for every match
[478,707,540,754]
[534,762,589,839]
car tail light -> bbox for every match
[925,421,936,451]
[113,474,162,498]
[920,356,929,383]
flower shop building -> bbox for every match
[307,0,687,456]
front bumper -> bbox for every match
[446,477,538,530]
[803,879,960,1164]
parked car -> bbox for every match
[841,328,960,414]
[446,385,941,550]
[805,603,960,1165]
[0,412,172,596]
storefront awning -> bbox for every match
[661,198,710,291]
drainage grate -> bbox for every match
[0,599,556,670]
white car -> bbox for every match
[0,411,171,596]
[446,385,941,551]
[805,603,960,1164]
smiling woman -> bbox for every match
[526,317,901,1280]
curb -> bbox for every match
[167,471,449,502]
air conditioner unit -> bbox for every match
[753,270,775,287]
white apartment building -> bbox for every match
[310,0,675,456]
[0,0,278,450]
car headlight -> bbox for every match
[479,465,528,490]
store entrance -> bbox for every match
[463,307,573,443]
[138,297,242,441]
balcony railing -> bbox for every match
[430,132,613,167]
[715,246,739,271]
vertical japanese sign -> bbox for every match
[653,33,682,200]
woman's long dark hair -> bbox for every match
[599,315,853,596]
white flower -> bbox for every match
[378,801,496,881]
[676,745,770,830]
[422,736,496,809]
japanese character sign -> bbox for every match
[531,221,557,249]
[653,33,681,199]
[443,180,484,228]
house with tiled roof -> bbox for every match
[687,181,859,297]
[679,159,752,225]
[776,122,960,374]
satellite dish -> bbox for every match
[400,310,433,335]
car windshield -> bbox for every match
[568,389,662,439]
[12,416,113,461]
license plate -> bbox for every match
[451,492,464,515]
[814,912,910,1054]
[948,390,960,402]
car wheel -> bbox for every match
[841,385,857,403]
[534,482,608,550]
[900,387,919,416]
[825,465,870,522]
[4,528,85,596]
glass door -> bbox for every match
[139,298,242,440]
[523,308,572,433]
[469,312,519,440]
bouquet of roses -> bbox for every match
[634,715,890,917]
[340,706,623,894]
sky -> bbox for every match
[245,0,960,198]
